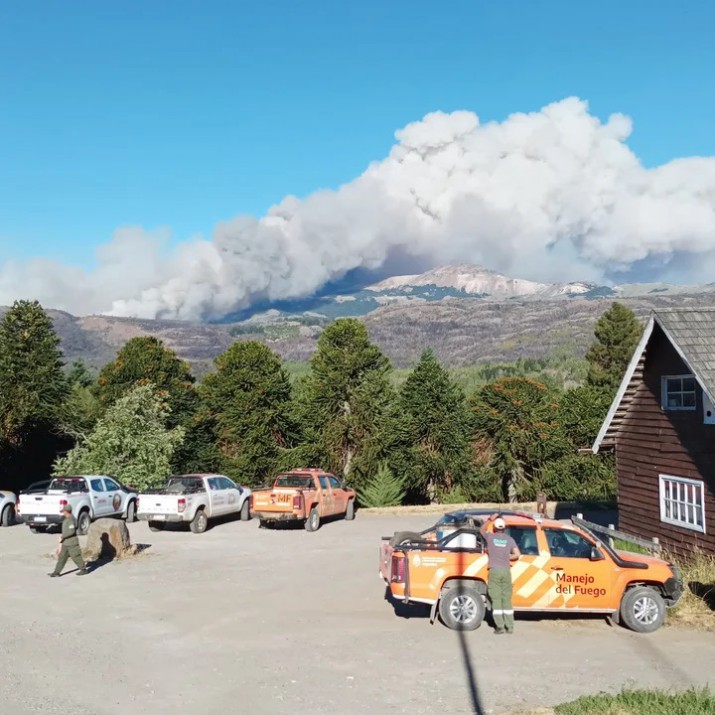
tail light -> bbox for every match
[391,555,406,583]
[136,497,140,510]
[59,499,68,514]
[292,494,303,511]
[178,498,186,513]
[16,497,20,514]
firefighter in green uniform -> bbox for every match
[480,513,521,634]
[49,504,88,577]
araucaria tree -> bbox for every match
[389,349,472,503]
[586,302,642,394]
[0,300,67,446]
[471,378,568,502]
[54,384,185,490]
[200,341,294,486]
[294,319,393,487]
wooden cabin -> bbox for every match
[593,308,715,556]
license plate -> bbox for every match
[154,514,166,520]
[34,516,47,523]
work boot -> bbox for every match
[48,572,60,578]
[494,629,506,635]
[76,569,88,576]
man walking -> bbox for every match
[49,504,88,577]
[481,513,520,634]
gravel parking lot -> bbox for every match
[1,513,713,715]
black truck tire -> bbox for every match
[438,586,486,631]
[305,507,320,532]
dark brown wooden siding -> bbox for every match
[615,324,715,557]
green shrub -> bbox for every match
[357,463,405,508]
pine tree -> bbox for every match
[0,300,67,446]
[199,341,294,486]
[55,384,185,490]
[586,302,642,394]
[389,349,472,503]
[357,463,405,508]
[295,319,394,488]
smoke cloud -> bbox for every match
[2,97,714,319]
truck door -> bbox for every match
[328,475,348,515]
[90,478,111,516]
[103,477,125,514]
[541,528,615,611]
[318,475,335,516]
[220,476,241,515]
[505,525,556,609]
[207,477,227,516]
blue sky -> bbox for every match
[2,0,714,269]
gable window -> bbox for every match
[659,475,706,533]
[661,375,696,410]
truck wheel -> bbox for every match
[389,531,425,547]
[240,499,251,521]
[125,500,136,523]
[619,586,666,633]
[190,509,208,534]
[148,521,165,532]
[345,499,355,521]
[1,504,15,527]
[76,510,91,536]
[305,507,320,532]
[438,586,485,631]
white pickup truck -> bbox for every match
[0,491,17,527]
[136,474,252,534]
[17,475,138,535]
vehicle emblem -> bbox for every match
[412,555,421,567]
[112,494,121,511]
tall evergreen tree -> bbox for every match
[96,336,208,471]
[389,349,472,503]
[294,319,393,487]
[471,377,569,501]
[0,300,67,444]
[586,302,642,394]
[200,341,294,486]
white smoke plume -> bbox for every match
[2,97,715,319]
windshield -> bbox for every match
[275,474,314,488]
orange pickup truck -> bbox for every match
[380,510,683,633]
[251,469,356,532]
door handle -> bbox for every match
[550,566,563,571]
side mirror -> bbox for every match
[590,546,605,561]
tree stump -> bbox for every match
[85,518,132,561]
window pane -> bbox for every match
[506,526,539,556]
[91,479,104,492]
[683,392,696,407]
[668,394,683,408]
[682,378,696,391]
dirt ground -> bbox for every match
[1,513,713,715]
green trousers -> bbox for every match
[488,567,514,632]
[54,541,85,574]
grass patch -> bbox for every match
[668,549,715,630]
[612,538,651,555]
[554,688,715,715]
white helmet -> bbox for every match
[493,517,506,530]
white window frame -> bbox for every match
[661,374,697,411]
[659,474,706,533]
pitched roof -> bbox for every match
[592,308,715,453]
